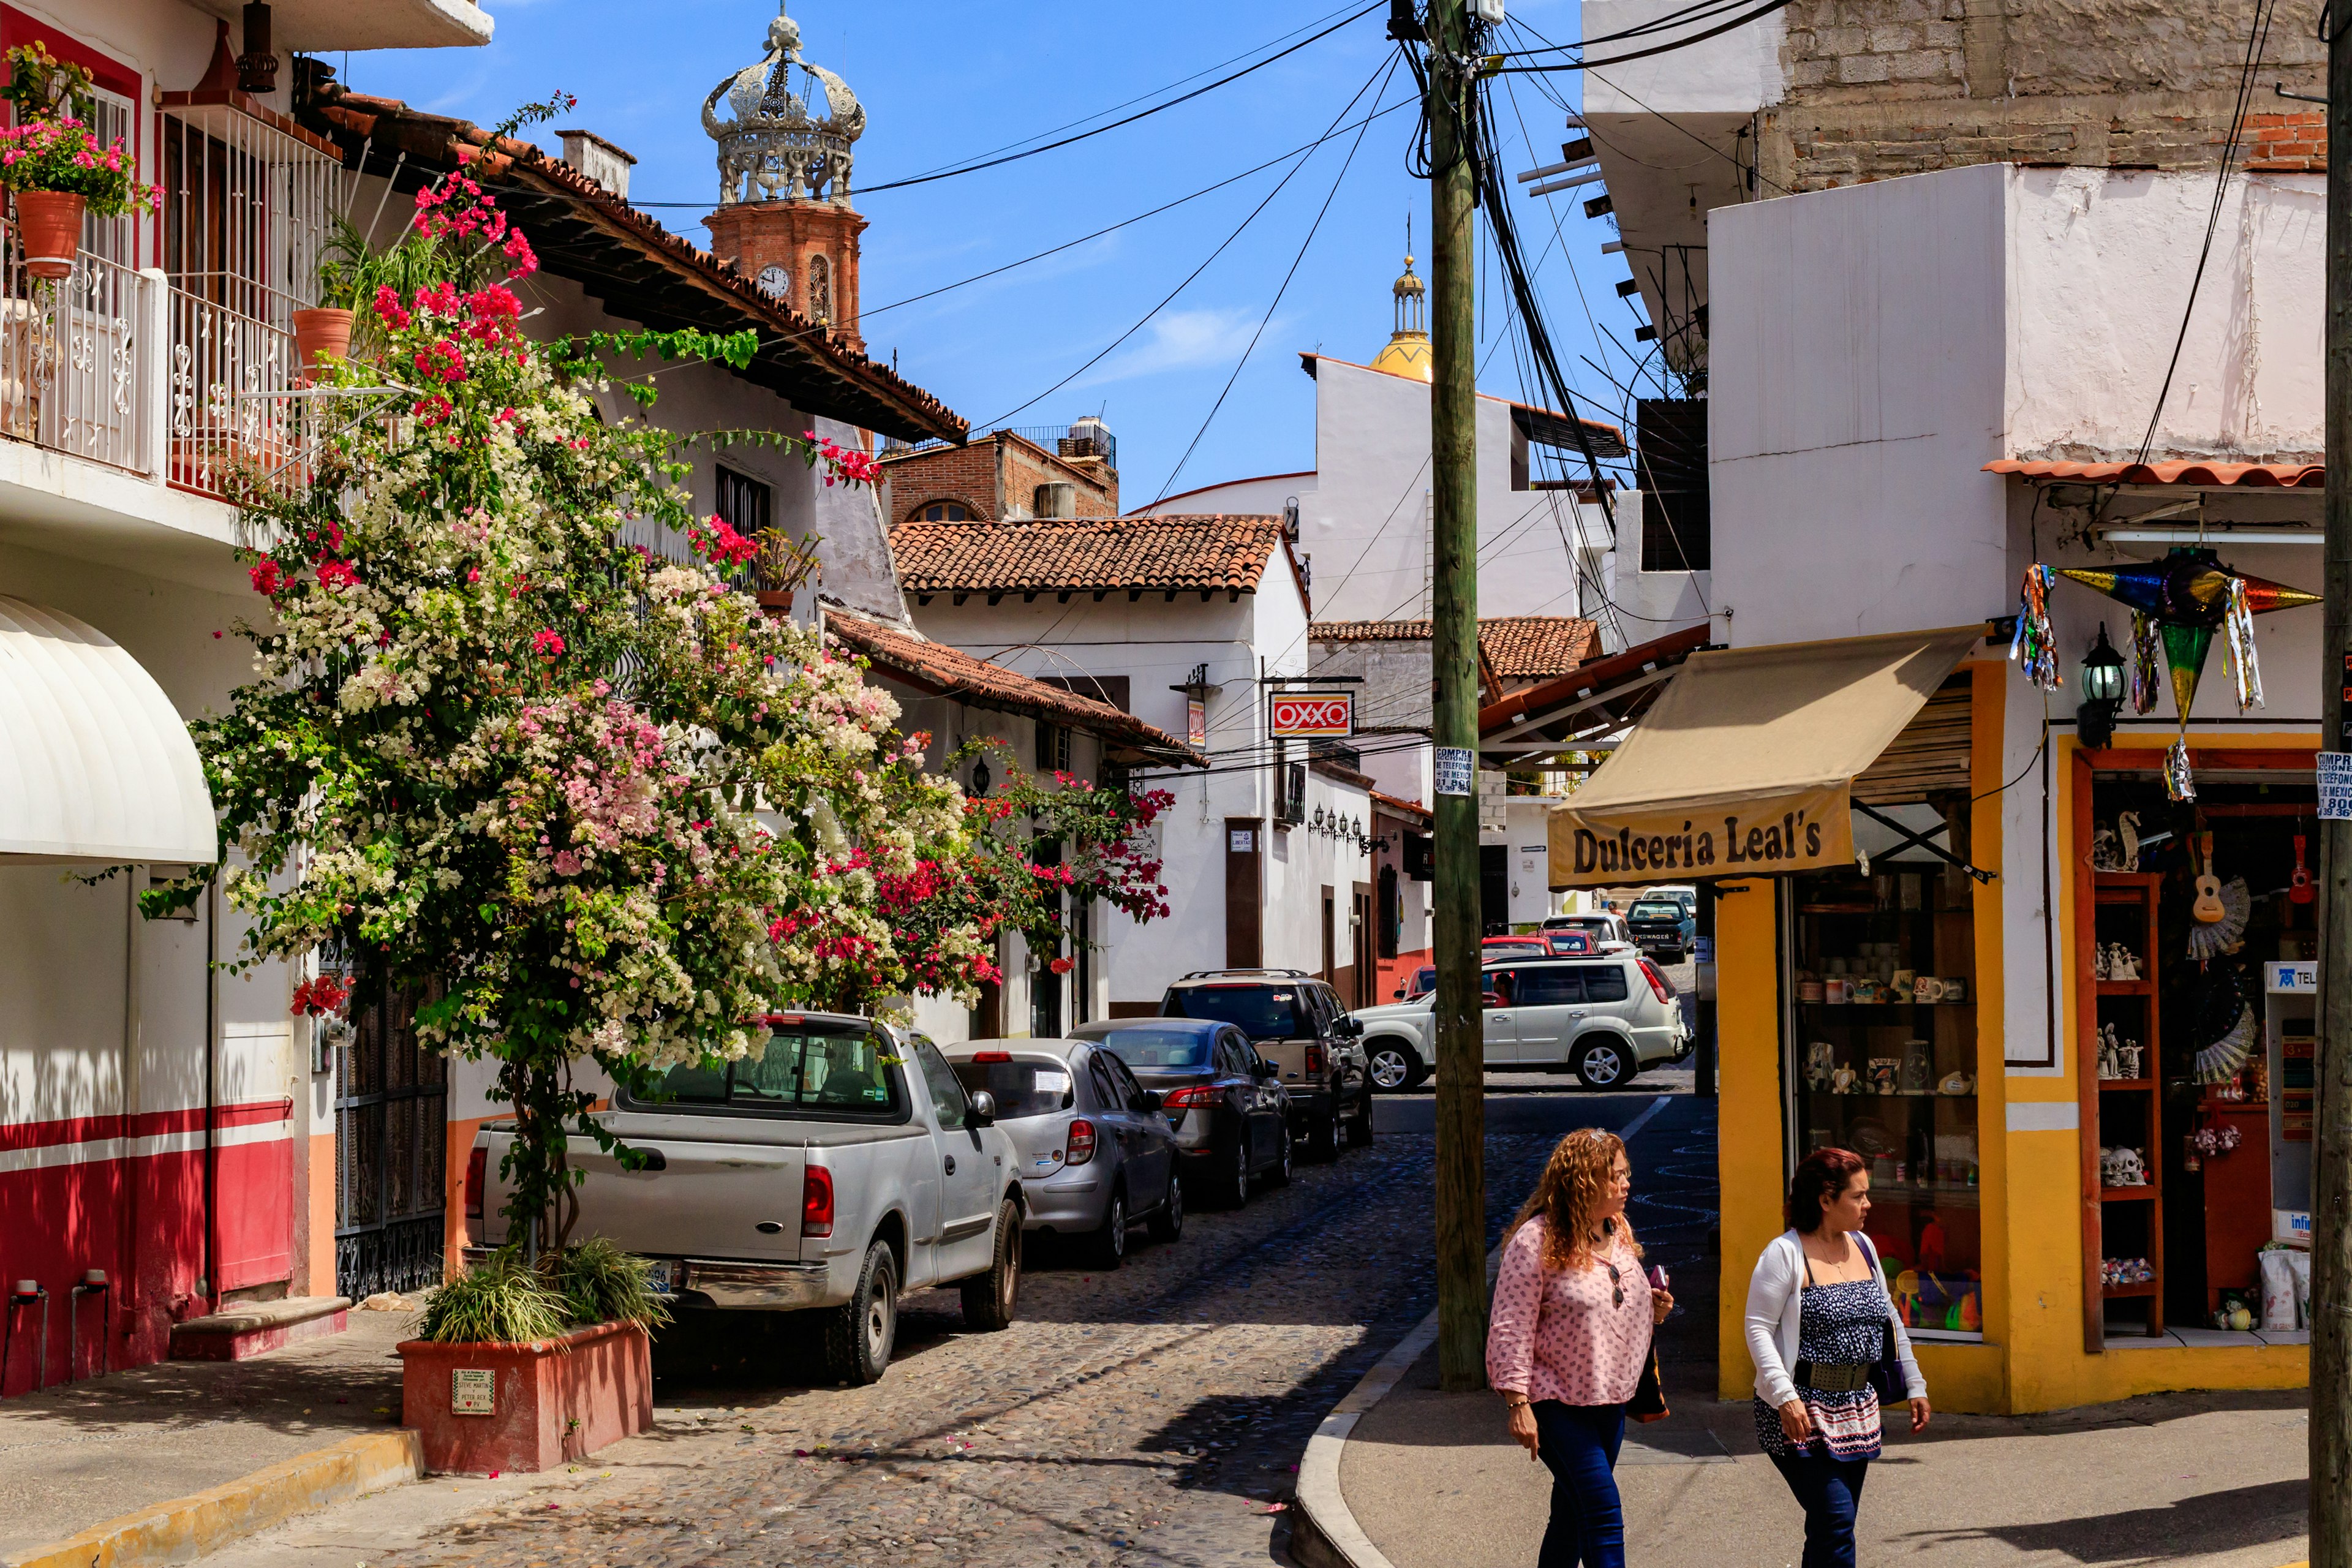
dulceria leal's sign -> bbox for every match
[1555,786,1853,883]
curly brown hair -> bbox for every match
[1509,1128,1642,1272]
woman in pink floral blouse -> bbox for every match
[1486,1128,1674,1568]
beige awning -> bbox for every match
[1548,627,1983,889]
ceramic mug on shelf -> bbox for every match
[1917,976,1945,1003]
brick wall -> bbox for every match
[878,432,1120,526]
[2246,110,2325,175]
[881,442,1000,524]
[1761,1,2324,191]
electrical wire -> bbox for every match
[859,2,1387,196]
[1147,57,1398,505]
[1494,0,1801,73]
[973,57,1395,431]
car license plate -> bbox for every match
[644,1259,681,1296]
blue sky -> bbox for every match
[344,0,1649,504]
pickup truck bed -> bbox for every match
[468,1016,1024,1384]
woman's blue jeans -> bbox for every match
[1771,1450,1871,1568]
[1531,1400,1626,1568]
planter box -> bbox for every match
[398,1319,651,1475]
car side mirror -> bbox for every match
[1136,1089,1163,1114]
[967,1089,997,1128]
[1392,986,1405,999]
[1336,1016,1364,1039]
[1255,1058,1280,1080]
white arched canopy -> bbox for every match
[0,596,217,864]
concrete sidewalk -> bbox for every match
[0,1306,412,1561]
[1332,1340,2310,1568]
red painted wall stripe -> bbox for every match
[0,1100,295,1154]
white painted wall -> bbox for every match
[909,557,1374,1005]
[1581,0,1787,116]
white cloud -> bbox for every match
[1073,305,1281,390]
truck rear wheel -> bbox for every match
[823,1239,897,1384]
[959,1199,1022,1332]
[1306,1107,1342,1161]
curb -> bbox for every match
[1289,1093,1674,1568]
[2,1430,424,1568]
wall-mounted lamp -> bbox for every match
[2078,622,2125,748]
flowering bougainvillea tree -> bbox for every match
[166,139,1167,1251]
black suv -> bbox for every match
[1158,970,1373,1159]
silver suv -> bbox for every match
[1349,954,1687,1091]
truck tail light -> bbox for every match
[1638,959,1674,1005]
[464,1147,486,1219]
[1305,1042,1327,1076]
[802,1165,835,1238]
[1066,1118,1098,1166]
[1161,1085,1221,1111]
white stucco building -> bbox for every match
[892,513,1381,1014]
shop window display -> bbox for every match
[1787,865,1982,1340]
[2078,767,2316,1341]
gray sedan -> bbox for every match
[944,1038,1182,1268]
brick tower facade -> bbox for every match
[705,201,867,356]
[701,4,870,356]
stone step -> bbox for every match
[169,1297,352,1362]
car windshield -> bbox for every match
[639,1025,904,1117]
[1164,985,1302,1039]
[951,1058,1074,1118]
[1629,902,1684,921]
[1090,1027,1216,1071]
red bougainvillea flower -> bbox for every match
[533,628,567,659]
[315,558,361,591]
[371,284,412,331]
[686,514,760,568]
[288,974,350,1017]
[249,557,285,596]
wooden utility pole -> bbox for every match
[1425,0,1487,1392]
[2315,12,2352,1560]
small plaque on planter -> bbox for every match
[451,1368,495,1415]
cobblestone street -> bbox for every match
[216,1087,1713,1568]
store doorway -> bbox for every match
[334,980,446,1300]
[1480,845,1509,935]
[2078,760,2316,1341]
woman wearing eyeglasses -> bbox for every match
[1744,1147,1931,1568]
[1487,1128,1673,1568]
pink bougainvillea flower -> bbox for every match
[533,629,567,659]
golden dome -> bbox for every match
[1373,242,1430,381]
[1371,330,1433,382]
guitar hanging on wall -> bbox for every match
[2192,832,2226,924]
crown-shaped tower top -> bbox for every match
[702,3,865,208]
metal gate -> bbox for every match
[334,982,446,1298]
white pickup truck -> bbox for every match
[466,1013,1025,1384]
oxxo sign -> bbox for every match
[1268,693,1353,738]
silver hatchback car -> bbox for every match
[943,1038,1183,1268]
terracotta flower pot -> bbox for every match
[291,307,355,379]
[399,1318,652,1475]
[13,190,85,281]
[755,588,795,618]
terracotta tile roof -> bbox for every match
[1311,619,1432,642]
[1479,617,1602,680]
[1985,459,2322,488]
[823,613,1206,767]
[296,83,965,445]
[1309,616,1600,679]
[1370,789,1432,822]
[894,515,1289,598]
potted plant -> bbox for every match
[299,215,439,377]
[400,1240,666,1474]
[0,41,159,281]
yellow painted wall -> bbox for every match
[1991,729,2312,1411]
[1715,875,1785,1401]
[1709,674,2310,1413]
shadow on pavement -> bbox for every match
[1898,1477,2307,1563]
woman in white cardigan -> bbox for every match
[1744,1147,1931,1568]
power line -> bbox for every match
[1494,0,1801,73]
[859,2,1386,196]
[1147,57,1399,506]
[890,1,1376,182]
[976,57,1395,431]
